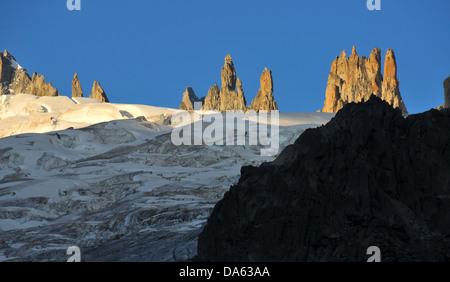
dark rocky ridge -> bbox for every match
[198,96,450,262]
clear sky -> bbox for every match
[1,0,449,113]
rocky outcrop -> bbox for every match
[1,50,60,97]
[72,73,83,98]
[1,50,113,100]
[236,78,247,109]
[249,67,278,112]
[202,83,220,111]
[182,54,278,112]
[444,75,450,109]
[1,50,31,95]
[219,55,247,112]
[179,87,203,111]
[0,51,16,91]
[381,49,407,113]
[25,73,59,97]
[221,54,237,93]
[198,96,450,262]
[9,68,31,95]
[89,81,109,103]
[322,47,407,114]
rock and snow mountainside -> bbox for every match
[0,51,59,97]
[0,94,333,261]
[198,96,450,262]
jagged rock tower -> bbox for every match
[322,46,407,114]
[249,67,278,112]
[72,73,83,98]
[26,73,59,97]
[179,87,203,111]
[202,83,220,111]
[89,81,109,103]
[182,54,278,112]
[218,54,247,112]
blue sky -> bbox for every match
[1,0,449,113]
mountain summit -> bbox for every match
[321,47,407,114]
[0,50,59,97]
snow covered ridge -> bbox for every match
[0,94,334,261]
[0,94,176,138]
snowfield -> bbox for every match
[0,94,334,261]
[0,94,175,138]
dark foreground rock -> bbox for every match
[197,96,450,262]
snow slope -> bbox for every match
[0,94,175,138]
[0,95,334,261]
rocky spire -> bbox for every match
[381,49,407,114]
[221,54,236,92]
[236,78,247,109]
[184,54,279,112]
[444,75,450,109]
[202,83,220,111]
[322,47,407,114]
[219,54,247,112]
[250,67,278,112]
[179,87,203,111]
[25,73,59,97]
[72,73,83,98]
[89,81,109,103]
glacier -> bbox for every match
[0,94,333,261]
